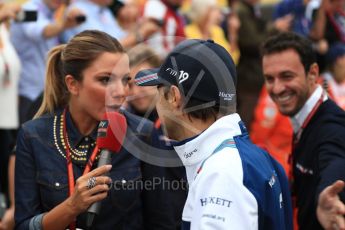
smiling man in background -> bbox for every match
[262,32,345,230]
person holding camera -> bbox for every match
[62,0,159,50]
[10,0,84,125]
[62,0,125,43]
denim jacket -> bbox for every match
[15,109,163,230]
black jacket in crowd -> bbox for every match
[293,99,345,230]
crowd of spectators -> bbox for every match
[0,0,344,229]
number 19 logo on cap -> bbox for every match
[166,68,190,84]
[178,70,189,84]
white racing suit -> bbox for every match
[173,114,292,230]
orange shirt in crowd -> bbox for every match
[250,86,293,176]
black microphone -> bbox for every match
[86,112,127,228]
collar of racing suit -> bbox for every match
[172,113,243,185]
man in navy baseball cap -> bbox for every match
[135,39,237,112]
[134,39,292,230]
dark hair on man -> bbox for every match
[183,98,224,122]
[261,32,316,73]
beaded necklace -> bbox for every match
[54,108,101,230]
[53,111,98,164]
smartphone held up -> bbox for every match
[75,15,86,23]
[15,10,37,22]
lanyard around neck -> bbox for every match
[62,108,100,230]
[293,91,325,147]
[289,91,325,200]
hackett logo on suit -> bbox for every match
[200,197,232,208]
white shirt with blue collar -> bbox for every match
[174,114,257,230]
[173,113,292,230]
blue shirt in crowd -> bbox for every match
[62,0,126,43]
[10,0,59,101]
[273,0,312,37]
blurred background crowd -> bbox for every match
[0,0,345,229]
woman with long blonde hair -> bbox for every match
[15,30,161,230]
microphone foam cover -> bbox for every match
[97,112,127,152]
